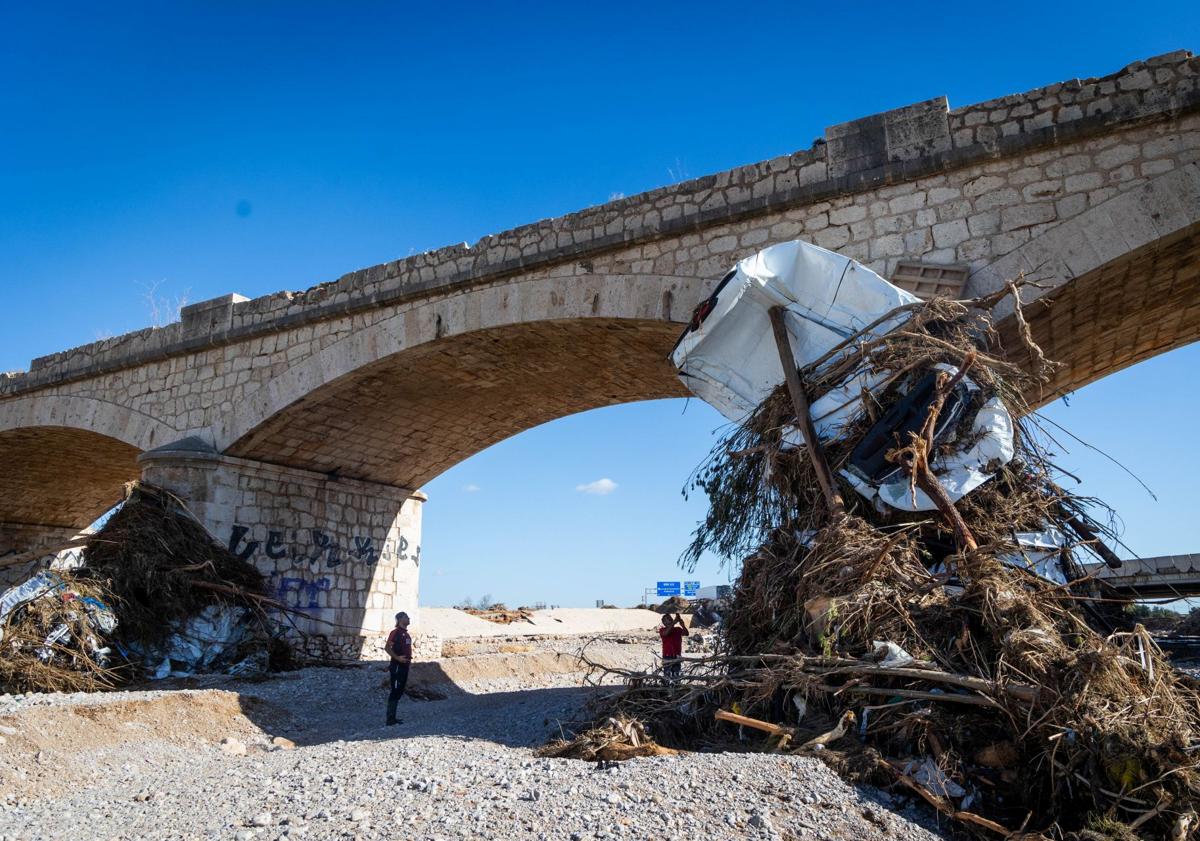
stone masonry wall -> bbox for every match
[2,50,1196,399]
[139,448,422,659]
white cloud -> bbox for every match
[576,478,618,496]
[463,484,481,493]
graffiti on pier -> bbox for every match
[228,525,419,570]
[271,575,332,611]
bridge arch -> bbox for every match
[0,394,176,449]
[0,397,179,557]
[968,163,1200,405]
[218,273,708,487]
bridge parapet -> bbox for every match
[2,50,1196,398]
[1092,553,1200,598]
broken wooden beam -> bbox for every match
[767,306,846,518]
[714,708,793,736]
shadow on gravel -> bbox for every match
[233,663,603,751]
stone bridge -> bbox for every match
[2,51,1198,652]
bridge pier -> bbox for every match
[139,439,424,659]
[0,522,85,557]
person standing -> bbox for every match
[658,612,688,681]
[385,612,413,726]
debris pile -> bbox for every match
[650,595,692,614]
[1177,608,1200,638]
[0,483,282,693]
[578,241,1200,839]
[537,715,678,762]
[460,604,537,625]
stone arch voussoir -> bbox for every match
[967,162,1200,318]
[0,394,177,452]
[216,272,708,452]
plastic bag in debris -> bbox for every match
[48,547,86,572]
[870,640,916,668]
[1,570,118,666]
[225,649,269,677]
[906,756,966,799]
[671,240,916,432]
[37,593,117,665]
[932,530,1071,587]
[0,571,67,643]
[141,605,254,679]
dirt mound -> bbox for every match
[441,640,532,657]
[650,596,692,613]
[0,690,291,798]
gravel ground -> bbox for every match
[0,636,949,841]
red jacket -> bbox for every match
[658,624,688,658]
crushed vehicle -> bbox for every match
[671,239,1016,516]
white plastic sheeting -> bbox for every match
[931,528,1070,586]
[906,756,967,799]
[870,640,916,668]
[142,605,254,680]
[671,240,916,436]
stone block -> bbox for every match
[975,188,1021,211]
[967,211,1000,236]
[180,294,251,340]
[870,234,905,259]
[1022,180,1063,201]
[811,226,850,250]
[825,97,949,177]
[1065,172,1104,193]
[1095,144,1139,169]
[1001,203,1057,230]
[963,175,1005,197]
[1118,69,1154,91]
[903,229,932,253]
[829,205,867,225]
[1141,159,1174,176]
[889,192,927,213]
[928,186,960,204]
[932,219,970,248]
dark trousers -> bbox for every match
[663,657,682,681]
[387,662,409,724]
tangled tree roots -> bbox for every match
[576,285,1200,840]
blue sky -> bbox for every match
[1,2,1196,606]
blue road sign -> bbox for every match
[683,581,700,596]
[656,581,681,596]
